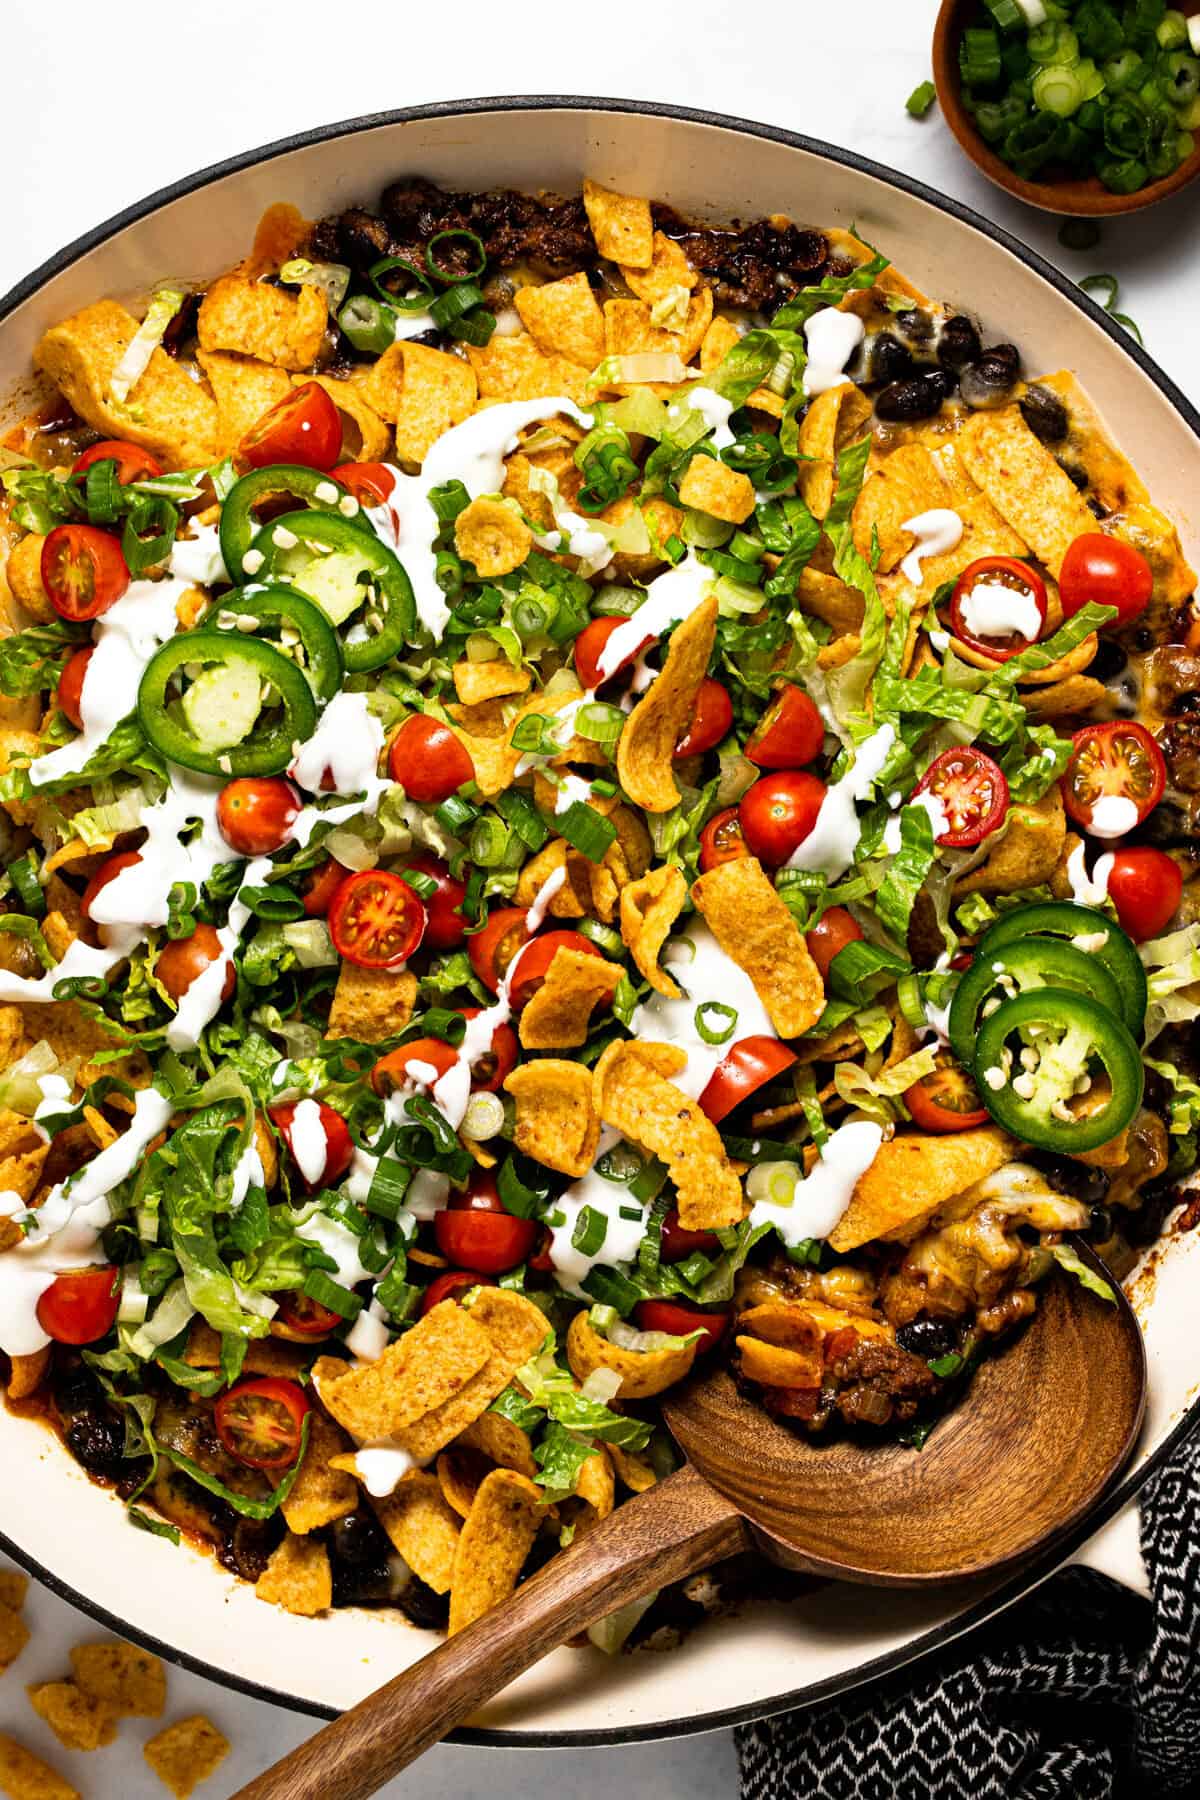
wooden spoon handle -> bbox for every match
[233,1464,747,1800]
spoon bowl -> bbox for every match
[234,1246,1145,1800]
[665,1247,1146,1584]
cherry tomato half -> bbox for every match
[273,1292,343,1339]
[739,772,826,867]
[573,616,650,690]
[81,849,142,941]
[41,524,129,622]
[371,1037,459,1097]
[332,462,396,507]
[904,1053,989,1133]
[506,930,604,1010]
[699,1035,798,1124]
[238,382,342,473]
[388,714,475,804]
[949,556,1048,661]
[745,686,825,768]
[1059,532,1153,630]
[214,1377,310,1472]
[698,805,748,874]
[1105,847,1183,943]
[301,857,349,917]
[659,1210,721,1264]
[1062,721,1166,838]
[73,440,163,483]
[401,854,466,950]
[329,869,426,969]
[216,777,302,856]
[674,678,733,758]
[433,1173,537,1274]
[805,906,863,983]
[56,646,94,729]
[634,1299,729,1354]
[420,1270,496,1315]
[35,1266,120,1345]
[155,924,235,1005]
[270,1099,354,1190]
[459,1008,519,1092]
[913,747,1009,849]
[468,907,532,993]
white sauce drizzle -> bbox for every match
[287,1098,330,1187]
[898,510,964,587]
[802,311,865,397]
[958,578,1042,642]
[747,1118,883,1246]
[168,521,228,589]
[370,398,593,643]
[1066,842,1116,906]
[595,554,713,681]
[631,923,776,1101]
[547,1128,650,1297]
[28,577,191,787]
[686,385,736,449]
[0,1086,173,1356]
[1088,795,1140,839]
[784,724,896,880]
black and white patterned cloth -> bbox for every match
[735,1425,1200,1799]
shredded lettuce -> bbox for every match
[875,805,937,945]
[110,289,185,404]
[823,524,888,740]
[1049,1243,1115,1304]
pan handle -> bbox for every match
[231,1463,748,1800]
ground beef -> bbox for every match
[828,1338,936,1427]
[306,179,833,312]
[1161,712,1200,792]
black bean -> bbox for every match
[64,1409,126,1480]
[866,334,914,384]
[958,343,1021,409]
[874,370,953,422]
[895,1319,959,1362]
[397,1574,450,1631]
[1019,384,1070,444]
[1087,1206,1114,1243]
[1088,637,1127,682]
[1027,1151,1111,1207]
[891,308,935,348]
[330,1509,391,1566]
[53,1360,100,1417]
[936,314,982,369]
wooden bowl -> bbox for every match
[933,0,1200,215]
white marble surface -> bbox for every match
[0,2,1196,1794]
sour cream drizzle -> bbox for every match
[958,579,1042,643]
[747,1119,883,1246]
[548,1127,650,1297]
[898,510,963,587]
[0,1085,173,1356]
[1066,841,1116,905]
[785,724,896,880]
[802,311,865,397]
[595,553,713,682]
[631,923,776,1101]
[368,398,593,643]
[28,576,192,787]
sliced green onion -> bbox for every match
[745,1161,800,1206]
[364,1157,411,1221]
[574,701,626,747]
[1032,61,1090,116]
[337,295,398,354]
[512,597,550,637]
[960,25,1004,85]
[496,789,550,852]
[557,801,618,863]
[399,867,438,900]
[571,1205,608,1257]
[448,307,495,347]
[433,792,479,836]
[469,814,514,868]
[906,79,938,117]
[435,550,464,598]
[694,1001,738,1046]
[497,1155,548,1219]
[983,0,1022,28]
[369,254,435,312]
[302,1269,362,1321]
[428,479,471,523]
[426,230,487,284]
[280,258,351,311]
[1158,8,1190,48]
[462,1091,505,1142]
[429,282,485,329]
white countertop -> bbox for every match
[0,1,1196,1793]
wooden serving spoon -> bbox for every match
[235,1246,1144,1800]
